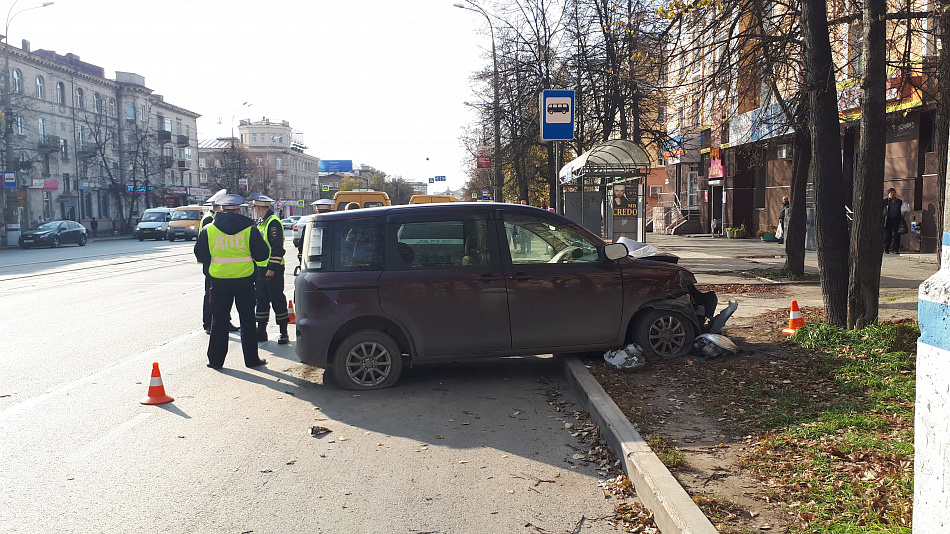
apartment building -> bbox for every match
[0,40,199,242]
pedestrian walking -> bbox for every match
[250,193,291,344]
[200,190,239,335]
[194,194,269,369]
[883,188,908,254]
[90,217,98,237]
[777,196,789,244]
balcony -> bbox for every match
[177,159,191,169]
[38,135,61,153]
[157,130,172,144]
[160,156,174,168]
[76,143,97,159]
[177,134,189,147]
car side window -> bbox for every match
[335,218,383,271]
[393,218,491,269]
[503,213,600,265]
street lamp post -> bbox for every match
[455,1,503,203]
[2,0,53,238]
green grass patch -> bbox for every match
[647,434,688,468]
[745,268,821,281]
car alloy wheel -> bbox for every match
[635,309,695,361]
[332,330,403,390]
[78,234,87,246]
[52,236,60,248]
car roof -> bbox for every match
[313,202,547,221]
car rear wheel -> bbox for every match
[52,236,60,248]
[634,309,696,361]
[138,236,144,241]
[20,244,30,249]
[167,236,175,242]
[332,330,403,390]
[78,234,87,246]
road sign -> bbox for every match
[482,189,490,200]
[429,178,435,183]
[472,192,478,199]
[435,175,445,182]
[540,89,575,142]
[298,200,305,208]
[2,171,15,188]
[322,184,330,191]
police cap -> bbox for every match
[249,193,275,206]
[207,188,227,205]
[311,199,334,206]
[218,194,246,207]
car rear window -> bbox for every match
[172,210,202,220]
[334,218,384,271]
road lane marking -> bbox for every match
[68,413,153,462]
[0,330,197,422]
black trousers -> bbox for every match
[884,219,901,252]
[255,265,289,325]
[203,275,233,329]
[208,276,259,367]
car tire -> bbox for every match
[186,237,193,241]
[634,309,696,361]
[20,244,29,249]
[52,236,60,248]
[331,330,403,390]
[78,234,87,246]
[167,236,175,242]
[138,237,144,242]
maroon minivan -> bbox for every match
[294,203,727,390]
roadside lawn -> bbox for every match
[588,308,917,533]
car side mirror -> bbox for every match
[604,243,628,261]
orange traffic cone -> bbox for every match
[287,300,296,324]
[782,300,805,335]
[140,362,174,405]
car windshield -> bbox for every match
[171,210,202,220]
[141,212,166,222]
[33,222,59,231]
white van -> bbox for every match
[134,207,174,241]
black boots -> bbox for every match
[257,322,268,343]
[278,324,289,345]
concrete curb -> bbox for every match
[560,355,717,534]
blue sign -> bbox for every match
[429,178,435,183]
[2,171,15,188]
[318,160,353,173]
[540,89,575,142]
[435,175,445,182]
[482,189,490,200]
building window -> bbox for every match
[109,98,116,117]
[199,158,205,168]
[76,88,84,108]
[36,76,45,99]
[56,82,65,104]
[94,93,102,114]
[252,134,257,143]
[78,125,85,146]
[12,69,21,93]
[164,117,172,132]
[15,115,22,135]
[38,117,46,137]
[176,120,181,135]
[185,124,190,138]
[126,103,135,120]
[140,104,146,122]
[60,138,68,159]
[276,157,282,170]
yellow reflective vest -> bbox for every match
[206,225,255,278]
[256,214,285,268]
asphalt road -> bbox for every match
[0,237,627,534]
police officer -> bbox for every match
[200,189,239,334]
[194,194,270,369]
[250,193,290,344]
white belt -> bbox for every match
[210,256,252,263]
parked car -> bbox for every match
[19,220,88,248]
[283,215,302,230]
[294,203,732,390]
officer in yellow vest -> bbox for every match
[200,189,239,334]
[194,194,270,369]
[250,193,290,344]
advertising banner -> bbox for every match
[318,160,353,173]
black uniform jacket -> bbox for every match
[194,211,270,279]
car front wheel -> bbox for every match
[634,309,696,361]
[332,330,403,390]
[52,236,60,248]
[78,234,87,246]
[167,236,175,242]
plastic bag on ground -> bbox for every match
[616,237,659,259]
[604,343,646,370]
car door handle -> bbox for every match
[509,272,532,282]
[475,274,501,283]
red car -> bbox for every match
[294,203,731,390]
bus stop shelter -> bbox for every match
[558,139,651,242]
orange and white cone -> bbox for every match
[782,300,805,335]
[140,362,174,405]
[287,300,296,325]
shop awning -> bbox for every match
[558,139,651,184]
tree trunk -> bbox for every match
[783,126,810,276]
[847,0,887,328]
[935,9,950,267]
[802,0,849,326]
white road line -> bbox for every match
[68,413,153,462]
[0,330,197,422]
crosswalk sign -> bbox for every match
[322,185,329,191]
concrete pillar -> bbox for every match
[915,156,950,532]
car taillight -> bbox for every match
[293,224,298,231]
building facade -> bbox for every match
[0,40,199,243]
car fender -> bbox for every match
[631,295,703,331]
